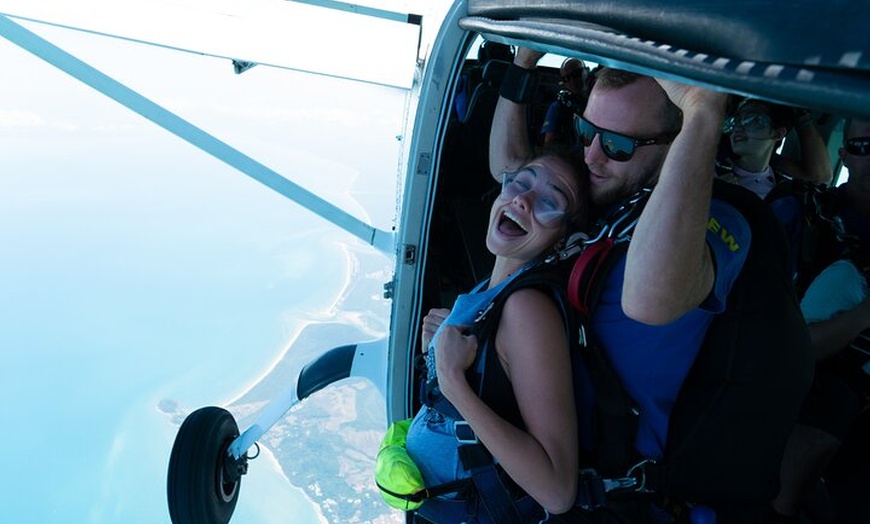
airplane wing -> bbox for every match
[0,0,427,252]
[0,0,421,88]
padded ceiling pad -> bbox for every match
[462,0,870,118]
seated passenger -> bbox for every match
[773,118,870,522]
[718,98,794,199]
[541,58,592,148]
[405,152,588,523]
[718,98,828,275]
[719,98,831,191]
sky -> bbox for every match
[0,1,441,522]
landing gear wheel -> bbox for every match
[167,406,243,524]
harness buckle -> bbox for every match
[602,476,638,492]
[454,420,478,444]
[574,463,651,512]
[626,458,655,493]
[576,469,608,510]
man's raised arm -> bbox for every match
[623,82,729,324]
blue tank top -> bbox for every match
[405,265,531,490]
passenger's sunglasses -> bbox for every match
[845,137,870,156]
[574,115,676,162]
[500,170,570,226]
[722,113,773,134]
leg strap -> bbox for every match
[459,443,524,524]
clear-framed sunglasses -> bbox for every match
[722,113,773,134]
[500,169,571,226]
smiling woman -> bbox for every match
[0,4,417,523]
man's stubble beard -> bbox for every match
[591,162,661,208]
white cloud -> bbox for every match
[0,109,40,126]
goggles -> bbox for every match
[574,115,675,162]
[845,137,870,156]
[500,169,570,226]
[722,113,773,134]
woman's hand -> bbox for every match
[420,308,450,351]
[434,325,478,400]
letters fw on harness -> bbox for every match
[708,217,741,252]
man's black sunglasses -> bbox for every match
[574,115,677,162]
[845,137,870,156]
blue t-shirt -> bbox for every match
[541,100,566,135]
[582,199,751,460]
[541,98,582,151]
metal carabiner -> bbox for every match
[626,458,655,492]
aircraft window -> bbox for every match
[0,17,404,524]
[465,34,596,69]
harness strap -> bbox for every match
[568,237,616,315]
[376,478,470,503]
[851,329,870,357]
[582,339,641,476]
[566,237,640,476]
[458,444,525,524]
[422,378,463,420]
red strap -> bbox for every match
[568,238,616,316]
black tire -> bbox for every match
[167,406,242,524]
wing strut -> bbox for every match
[0,14,395,255]
[290,0,422,25]
[228,338,387,458]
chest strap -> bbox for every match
[568,237,617,316]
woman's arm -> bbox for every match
[808,297,870,360]
[488,47,543,181]
[436,288,578,513]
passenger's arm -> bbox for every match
[488,48,543,181]
[623,82,728,324]
[435,289,578,514]
[772,115,833,184]
[807,298,870,360]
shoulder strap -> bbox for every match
[472,260,573,352]
[471,261,574,403]
[564,239,639,476]
[763,173,794,203]
[567,238,627,320]
[561,193,649,477]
